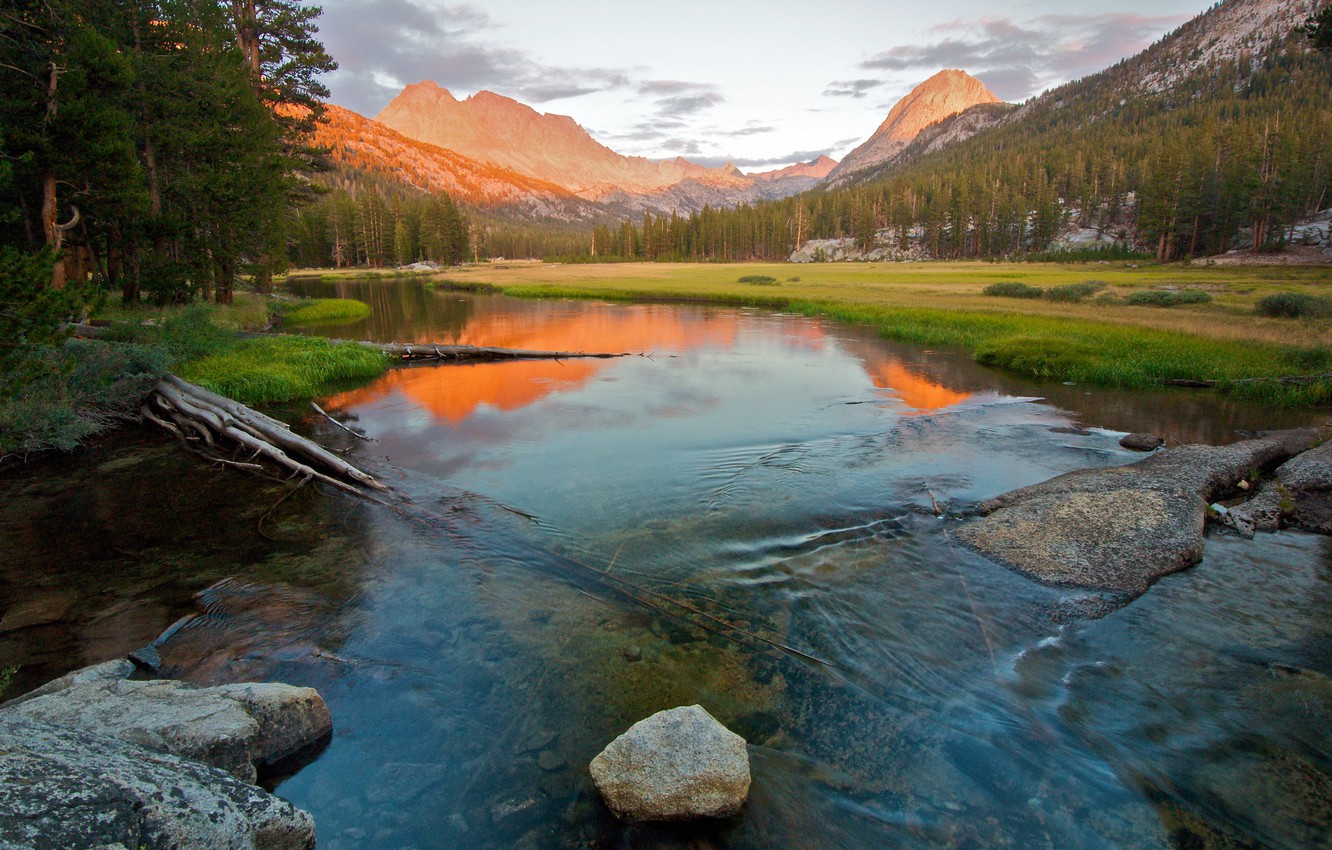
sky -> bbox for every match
[316,0,1214,171]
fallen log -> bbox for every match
[145,373,387,498]
[351,340,629,362]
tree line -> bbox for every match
[289,168,471,268]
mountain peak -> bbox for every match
[828,69,1002,179]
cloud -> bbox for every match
[823,79,884,99]
[688,149,836,170]
[319,0,634,114]
[857,12,1188,101]
[635,80,726,119]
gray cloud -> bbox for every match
[634,80,726,119]
[319,0,634,114]
[857,12,1187,101]
[823,78,884,99]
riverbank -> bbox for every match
[429,261,1332,406]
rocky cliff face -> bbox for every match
[376,82,746,195]
[826,70,1002,182]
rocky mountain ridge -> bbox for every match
[825,70,1003,183]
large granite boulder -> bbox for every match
[955,429,1317,599]
[0,716,314,850]
[1,661,330,783]
[589,704,750,821]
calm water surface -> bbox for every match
[2,279,1329,849]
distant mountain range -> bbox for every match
[317,0,1326,233]
[320,69,986,218]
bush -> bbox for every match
[0,339,168,456]
[284,298,372,326]
[1126,289,1213,307]
[738,275,778,285]
[1255,292,1332,319]
[983,282,1044,298]
[1043,280,1107,302]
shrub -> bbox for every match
[983,282,1043,299]
[738,275,778,285]
[1126,289,1213,307]
[1255,292,1332,319]
[1043,280,1107,302]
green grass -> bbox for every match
[1255,291,1332,318]
[176,336,388,405]
[283,298,371,326]
[737,274,779,285]
[429,261,1332,407]
[983,282,1044,299]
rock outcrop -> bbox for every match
[955,429,1318,598]
[0,717,315,850]
[589,704,750,821]
[3,660,331,784]
[1227,438,1332,536]
[0,660,328,850]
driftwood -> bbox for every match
[351,340,629,362]
[1164,371,1332,389]
[145,374,387,498]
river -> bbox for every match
[2,279,1328,849]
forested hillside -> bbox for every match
[539,0,1331,262]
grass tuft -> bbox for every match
[983,282,1044,299]
[738,274,779,285]
[284,298,372,326]
[176,336,388,405]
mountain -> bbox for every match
[825,70,1003,182]
[376,82,745,195]
[372,82,837,214]
[313,104,599,219]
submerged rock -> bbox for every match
[589,704,750,821]
[0,717,315,850]
[955,429,1318,599]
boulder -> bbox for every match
[955,429,1318,600]
[589,704,749,821]
[0,716,315,850]
[1119,432,1164,451]
[1,669,331,784]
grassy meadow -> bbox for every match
[430,260,1332,405]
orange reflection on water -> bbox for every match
[868,360,973,412]
[326,305,746,423]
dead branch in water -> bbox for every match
[147,374,389,498]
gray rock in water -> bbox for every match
[1119,432,1164,451]
[1,670,331,784]
[0,663,330,788]
[589,704,750,821]
[955,429,1318,600]
[0,716,315,850]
